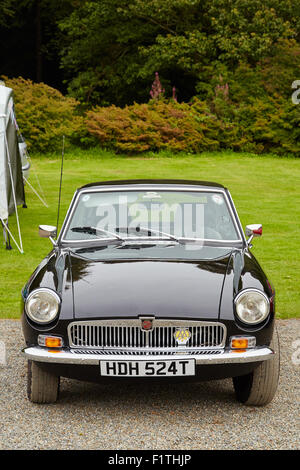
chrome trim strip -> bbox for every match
[226,189,247,245]
[67,320,227,350]
[22,346,275,365]
[56,190,78,240]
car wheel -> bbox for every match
[27,360,60,404]
[232,328,280,406]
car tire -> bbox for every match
[27,360,60,404]
[232,328,280,406]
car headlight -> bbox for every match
[25,288,60,324]
[234,289,270,325]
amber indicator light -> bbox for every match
[45,337,62,348]
[231,338,249,349]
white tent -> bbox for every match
[0,84,25,253]
[0,83,49,253]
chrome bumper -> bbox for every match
[22,346,275,365]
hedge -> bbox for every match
[2,76,85,152]
[85,96,300,156]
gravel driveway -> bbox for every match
[0,319,299,450]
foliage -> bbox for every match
[85,93,300,155]
[4,39,300,155]
[3,76,85,152]
[86,98,234,153]
[86,92,300,157]
[1,0,300,108]
[58,0,300,105]
[85,39,300,157]
[208,40,300,155]
[0,0,77,87]
[0,0,14,25]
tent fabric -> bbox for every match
[0,88,9,220]
[0,83,47,253]
[5,114,25,215]
[0,85,25,253]
[0,85,25,220]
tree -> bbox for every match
[0,0,74,87]
[0,1,14,26]
[58,0,300,105]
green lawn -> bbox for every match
[1,149,299,319]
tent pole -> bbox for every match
[0,218,22,253]
[4,132,24,254]
[23,176,49,208]
[1,219,12,250]
[13,108,48,209]
[22,189,27,209]
[6,228,12,250]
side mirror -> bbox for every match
[39,225,57,238]
[245,224,262,246]
[39,225,57,246]
[246,224,262,238]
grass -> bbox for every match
[1,148,299,319]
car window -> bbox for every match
[63,190,240,242]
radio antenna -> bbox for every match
[56,135,65,234]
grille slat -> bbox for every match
[69,320,226,350]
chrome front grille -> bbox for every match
[70,349,223,356]
[68,319,226,351]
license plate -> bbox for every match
[100,359,195,377]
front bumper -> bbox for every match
[22,346,274,365]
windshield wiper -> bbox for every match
[70,226,124,241]
[71,225,183,245]
[116,226,182,244]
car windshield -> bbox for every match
[63,189,240,243]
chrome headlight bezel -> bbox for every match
[234,288,270,325]
[25,288,61,324]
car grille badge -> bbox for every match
[140,317,154,332]
[174,328,191,346]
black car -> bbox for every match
[21,180,279,405]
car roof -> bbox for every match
[79,179,226,191]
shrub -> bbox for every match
[86,90,300,156]
[86,98,234,154]
[239,97,300,155]
[2,77,85,152]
